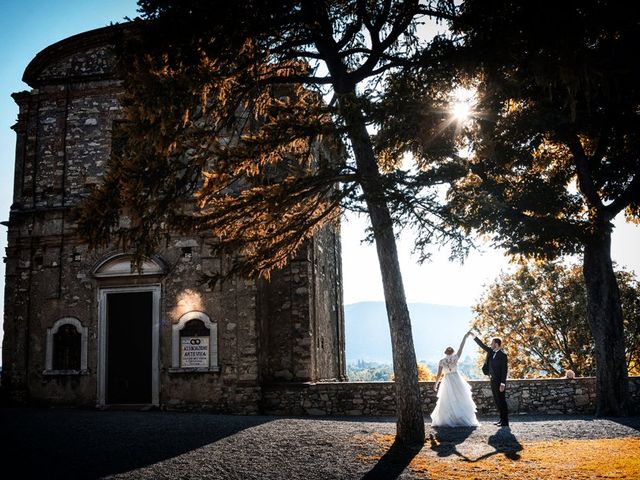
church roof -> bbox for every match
[22,22,132,87]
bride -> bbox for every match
[430,332,479,427]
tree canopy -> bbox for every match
[76,0,639,423]
[381,0,640,416]
[473,261,640,378]
[451,0,640,416]
[79,0,467,276]
[77,0,470,445]
[443,0,640,258]
[382,0,640,256]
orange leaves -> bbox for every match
[503,98,526,115]
[472,259,640,379]
[390,363,436,381]
[79,12,346,281]
[417,363,437,381]
[355,433,640,479]
[190,158,344,278]
[531,137,572,175]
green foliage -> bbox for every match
[472,260,640,378]
[348,358,482,381]
[347,361,394,382]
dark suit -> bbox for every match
[474,337,509,425]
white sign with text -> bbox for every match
[181,337,209,368]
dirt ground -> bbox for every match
[2,408,639,479]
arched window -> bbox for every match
[93,253,166,278]
[45,317,88,374]
[170,312,219,372]
[53,324,81,370]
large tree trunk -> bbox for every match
[340,95,425,445]
[583,228,630,416]
[368,197,425,445]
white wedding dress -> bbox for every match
[430,353,479,427]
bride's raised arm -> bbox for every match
[456,332,470,358]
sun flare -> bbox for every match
[452,101,472,121]
[450,87,476,122]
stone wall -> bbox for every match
[309,224,346,381]
[257,253,314,382]
[2,24,345,412]
[256,227,345,384]
[262,376,640,416]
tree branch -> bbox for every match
[605,172,640,217]
[416,5,457,22]
[302,2,353,93]
[565,134,605,211]
[352,1,419,83]
[259,74,335,85]
[335,15,364,50]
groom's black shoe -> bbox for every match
[493,421,502,425]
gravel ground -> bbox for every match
[2,407,639,479]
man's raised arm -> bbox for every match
[469,331,492,353]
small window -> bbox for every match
[170,312,218,372]
[53,324,81,370]
[181,319,209,337]
[44,317,88,375]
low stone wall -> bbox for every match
[262,376,640,416]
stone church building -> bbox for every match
[2,25,346,413]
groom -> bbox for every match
[470,332,509,427]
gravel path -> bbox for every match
[2,407,639,479]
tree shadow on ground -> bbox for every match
[0,406,272,479]
[468,428,523,462]
[427,426,477,461]
[495,414,640,435]
[361,440,423,480]
[609,416,640,433]
[429,426,522,462]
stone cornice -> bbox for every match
[22,22,134,87]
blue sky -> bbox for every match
[1,1,639,354]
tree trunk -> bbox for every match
[583,227,630,416]
[340,94,425,445]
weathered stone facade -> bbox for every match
[262,377,640,416]
[2,25,345,412]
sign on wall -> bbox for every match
[181,337,209,368]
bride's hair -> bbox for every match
[444,347,454,355]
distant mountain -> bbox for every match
[345,302,478,364]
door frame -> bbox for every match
[97,285,161,407]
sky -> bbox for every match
[0,1,639,354]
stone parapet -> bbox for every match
[262,376,640,416]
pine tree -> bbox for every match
[78,0,467,445]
